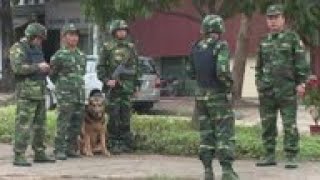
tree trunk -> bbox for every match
[232,14,251,104]
[311,45,320,77]
[0,0,15,92]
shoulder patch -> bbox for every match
[128,42,135,48]
[103,41,116,50]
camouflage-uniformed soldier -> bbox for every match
[97,19,139,154]
[189,15,238,180]
[50,24,86,160]
[255,4,309,169]
[10,23,56,166]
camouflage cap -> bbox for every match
[24,22,47,39]
[201,14,225,34]
[61,23,79,35]
[266,4,284,16]
[109,19,128,35]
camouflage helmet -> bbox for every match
[109,19,128,35]
[61,23,79,35]
[24,22,47,39]
[201,14,225,34]
[266,4,284,16]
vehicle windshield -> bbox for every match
[139,59,156,74]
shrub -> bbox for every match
[1,106,320,160]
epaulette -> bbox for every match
[103,41,116,50]
[127,42,135,48]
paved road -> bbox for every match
[1,144,320,180]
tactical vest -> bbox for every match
[18,42,46,81]
[110,42,135,81]
[191,41,222,89]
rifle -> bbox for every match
[106,63,136,97]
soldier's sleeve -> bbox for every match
[131,44,141,85]
[292,33,310,85]
[80,51,87,76]
[216,41,233,91]
[97,44,111,83]
[49,51,62,83]
[9,43,39,75]
[255,43,263,88]
[186,45,196,80]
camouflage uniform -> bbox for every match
[10,23,55,166]
[50,24,86,159]
[189,15,238,180]
[97,19,139,154]
[256,4,310,168]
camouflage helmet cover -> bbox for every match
[266,4,284,16]
[24,22,47,39]
[201,14,225,34]
[61,23,79,35]
[109,19,128,35]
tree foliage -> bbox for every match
[191,0,256,19]
[81,0,180,29]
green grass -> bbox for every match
[1,105,320,160]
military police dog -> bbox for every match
[79,93,111,157]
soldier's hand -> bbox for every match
[38,62,50,73]
[296,83,306,97]
[107,80,116,88]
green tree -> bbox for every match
[81,0,180,30]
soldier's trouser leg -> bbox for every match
[14,99,37,154]
[55,103,73,154]
[207,95,236,176]
[197,100,215,177]
[119,98,133,150]
[279,96,299,157]
[259,95,278,154]
[211,99,235,168]
[32,100,46,153]
[67,103,84,153]
[107,99,121,151]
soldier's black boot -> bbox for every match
[285,153,298,169]
[66,149,81,158]
[110,140,122,155]
[221,162,239,180]
[13,152,32,167]
[34,151,56,163]
[204,166,214,180]
[55,152,67,160]
[66,142,81,158]
[120,133,134,153]
[201,158,214,180]
[256,150,277,167]
[55,150,67,160]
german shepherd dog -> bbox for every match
[79,93,110,156]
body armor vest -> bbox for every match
[24,44,46,80]
[191,42,222,89]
